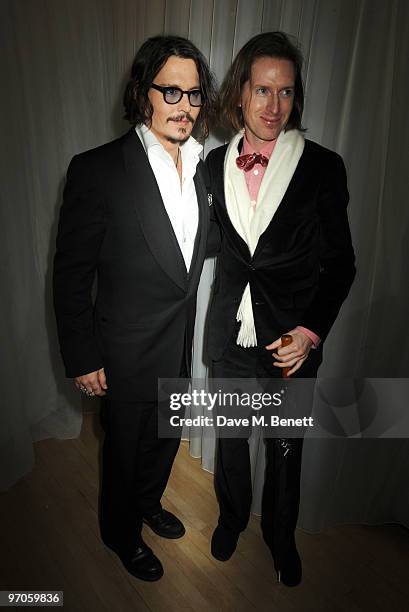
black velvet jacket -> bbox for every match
[205,138,356,374]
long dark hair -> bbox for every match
[218,31,305,134]
[123,35,217,141]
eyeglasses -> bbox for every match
[150,84,203,107]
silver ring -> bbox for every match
[79,385,95,397]
[80,386,93,396]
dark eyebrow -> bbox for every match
[158,83,201,90]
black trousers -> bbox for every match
[212,335,305,561]
[99,359,188,558]
[99,399,181,558]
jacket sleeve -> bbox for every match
[300,153,356,340]
[53,154,106,377]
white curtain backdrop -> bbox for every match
[1,0,408,530]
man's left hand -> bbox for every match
[265,329,313,376]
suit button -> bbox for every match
[249,265,256,271]
[255,301,265,306]
[233,297,240,303]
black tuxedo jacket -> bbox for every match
[53,128,211,401]
[205,138,356,374]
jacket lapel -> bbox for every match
[121,129,187,291]
[187,163,209,289]
[252,146,306,261]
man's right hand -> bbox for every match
[74,368,107,396]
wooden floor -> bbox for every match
[1,411,409,612]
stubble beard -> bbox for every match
[166,126,192,145]
[166,133,190,145]
[166,113,195,144]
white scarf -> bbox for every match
[224,129,305,347]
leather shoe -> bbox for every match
[122,543,164,581]
[274,546,302,587]
[211,525,239,561]
[143,509,185,539]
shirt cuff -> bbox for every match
[295,326,321,348]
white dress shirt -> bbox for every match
[135,124,202,271]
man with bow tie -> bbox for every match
[205,31,355,586]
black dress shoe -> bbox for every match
[143,509,185,539]
[122,543,164,582]
[211,525,239,561]
[274,546,302,587]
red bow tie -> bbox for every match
[236,152,269,172]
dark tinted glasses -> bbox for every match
[150,84,203,107]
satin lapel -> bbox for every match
[187,165,208,290]
[214,143,251,262]
[121,129,187,292]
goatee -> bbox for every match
[166,134,190,145]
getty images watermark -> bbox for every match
[167,388,313,429]
[157,378,409,439]
[157,377,316,438]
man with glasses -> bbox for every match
[53,36,216,581]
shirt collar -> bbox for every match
[242,132,277,158]
[135,124,202,163]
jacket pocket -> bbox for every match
[272,280,316,310]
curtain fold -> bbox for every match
[1,0,408,531]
